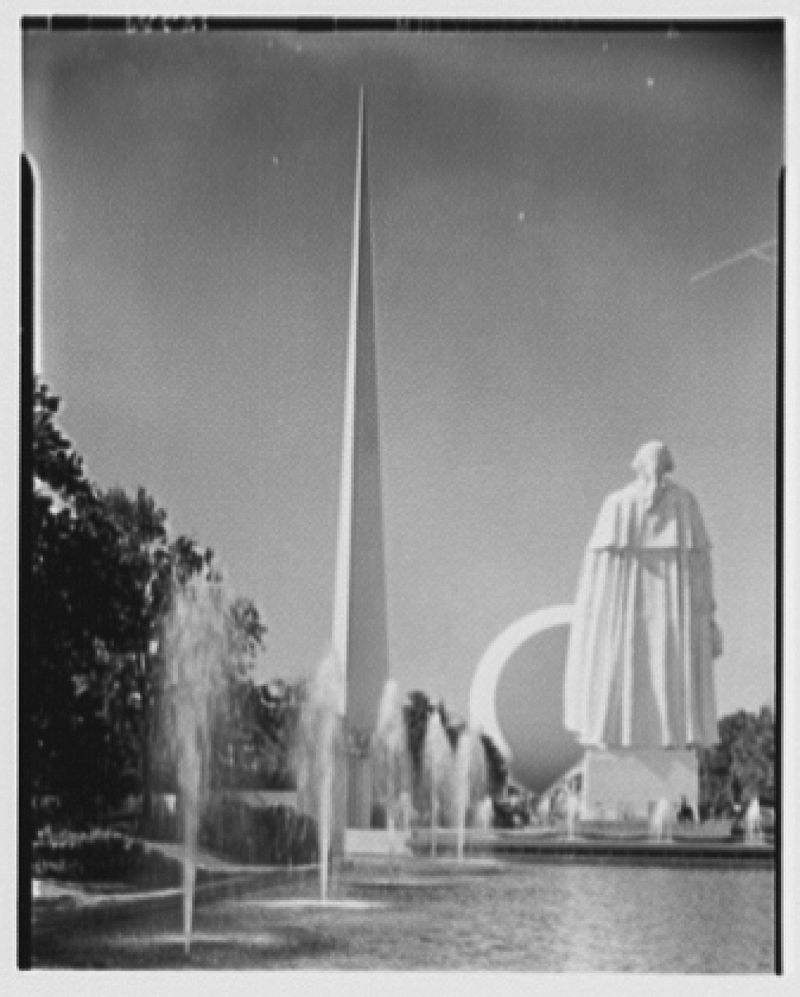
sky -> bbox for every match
[22,25,784,719]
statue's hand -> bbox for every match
[711,620,724,659]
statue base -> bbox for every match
[581,747,698,821]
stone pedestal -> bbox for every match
[344,828,412,856]
[581,748,698,821]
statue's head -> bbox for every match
[631,440,674,482]
[632,441,674,509]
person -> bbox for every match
[564,442,722,749]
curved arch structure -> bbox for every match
[469,605,583,793]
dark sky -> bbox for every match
[23,26,783,717]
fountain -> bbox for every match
[565,784,581,840]
[298,649,345,903]
[744,798,763,845]
[470,730,488,797]
[162,570,228,956]
[649,797,673,842]
[397,790,413,833]
[467,730,488,852]
[475,795,494,831]
[448,727,489,860]
[454,731,471,862]
[425,711,449,857]
[374,678,407,860]
[536,792,552,824]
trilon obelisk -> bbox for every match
[333,90,390,828]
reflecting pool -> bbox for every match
[34,859,774,972]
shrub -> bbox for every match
[205,802,319,866]
[32,829,182,886]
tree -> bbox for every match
[210,678,302,792]
[227,596,267,679]
[31,380,133,824]
[437,700,466,752]
[403,690,433,791]
[97,486,172,826]
[207,595,278,788]
[480,733,509,797]
[698,706,775,814]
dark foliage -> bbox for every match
[698,705,775,814]
[403,690,432,782]
[205,802,319,866]
[31,380,136,823]
[480,733,509,796]
[437,700,466,752]
[403,690,434,814]
[32,829,182,886]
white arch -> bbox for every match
[469,605,574,759]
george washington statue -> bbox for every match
[564,441,722,749]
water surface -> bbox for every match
[35,859,774,971]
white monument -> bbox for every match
[334,90,390,831]
[563,441,723,820]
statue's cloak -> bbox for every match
[564,479,720,748]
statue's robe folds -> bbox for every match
[564,480,720,748]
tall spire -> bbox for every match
[333,89,389,736]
